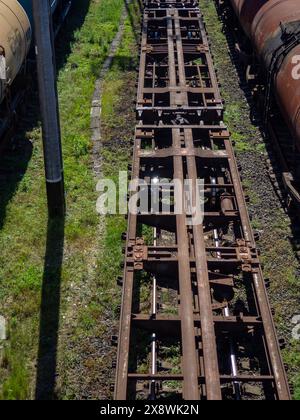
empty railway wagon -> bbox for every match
[0,0,71,122]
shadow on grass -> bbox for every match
[35,217,65,400]
[0,112,34,230]
[34,0,93,400]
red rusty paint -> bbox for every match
[230,0,300,150]
[229,0,267,37]
[276,46,300,153]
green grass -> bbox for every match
[260,217,300,400]
[0,0,134,400]
[98,3,139,302]
[294,376,300,400]
[56,0,140,399]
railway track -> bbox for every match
[114,0,291,400]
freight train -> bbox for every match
[221,0,300,208]
[0,0,72,137]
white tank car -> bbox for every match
[0,0,32,104]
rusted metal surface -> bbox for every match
[137,7,223,124]
[228,0,266,37]
[229,0,300,152]
[114,0,290,400]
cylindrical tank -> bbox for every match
[230,0,300,151]
[0,0,32,104]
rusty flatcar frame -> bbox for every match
[114,0,290,400]
[137,8,223,124]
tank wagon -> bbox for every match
[225,0,300,207]
[0,0,71,137]
[229,0,300,152]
